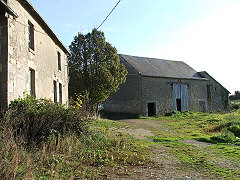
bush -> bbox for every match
[228,125,240,138]
[211,130,237,144]
[1,95,90,147]
[230,103,240,111]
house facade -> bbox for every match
[0,0,69,110]
[103,54,229,116]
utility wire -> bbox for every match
[14,19,48,36]
[97,0,121,30]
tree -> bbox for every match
[229,90,240,100]
[68,29,127,114]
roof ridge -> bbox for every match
[119,54,184,63]
[119,54,198,78]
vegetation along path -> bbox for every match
[101,111,240,179]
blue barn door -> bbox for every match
[173,84,189,111]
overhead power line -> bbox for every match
[97,0,121,30]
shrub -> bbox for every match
[1,95,90,147]
[228,125,240,138]
[211,130,236,144]
[230,104,239,111]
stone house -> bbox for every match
[0,0,69,110]
[103,54,229,116]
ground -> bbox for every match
[102,115,240,180]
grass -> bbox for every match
[143,112,223,142]
[136,111,240,179]
[92,111,240,178]
[160,142,240,179]
[0,119,151,179]
[230,99,240,110]
[2,108,240,179]
[102,110,240,179]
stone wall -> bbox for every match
[198,72,229,112]
[141,76,208,116]
[103,59,142,114]
[4,0,68,107]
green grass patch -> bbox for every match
[157,141,240,178]
[143,112,223,141]
[91,118,126,129]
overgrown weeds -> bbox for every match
[0,96,150,179]
[0,128,150,179]
[1,95,89,147]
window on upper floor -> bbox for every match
[30,68,35,97]
[28,21,34,51]
[58,51,61,71]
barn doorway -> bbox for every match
[176,99,181,111]
[173,83,189,111]
[148,103,156,116]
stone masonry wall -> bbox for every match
[5,0,68,106]
[199,72,229,112]
[103,59,142,114]
[141,76,208,116]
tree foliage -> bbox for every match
[229,91,240,100]
[68,29,127,113]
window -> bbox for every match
[199,100,206,112]
[59,83,62,104]
[207,85,211,99]
[0,28,1,56]
[28,21,34,50]
[53,80,57,102]
[29,69,35,96]
[58,52,61,71]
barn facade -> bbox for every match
[103,54,229,116]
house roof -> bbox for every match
[0,0,18,17]
[17,0,70,55]
[119,54,202,79]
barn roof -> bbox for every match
[119,54,201,79]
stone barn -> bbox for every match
[103,54,229,116]
[0,0,69,110]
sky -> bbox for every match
[29,0,240,94]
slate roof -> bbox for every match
[119,54,203,79]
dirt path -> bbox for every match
[111,119,216,179]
